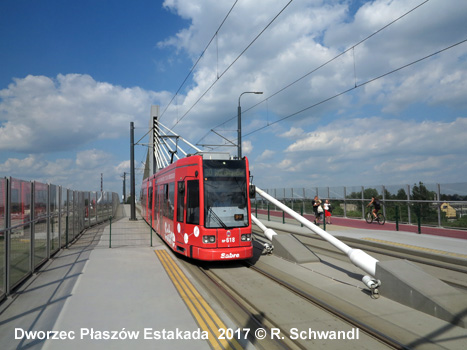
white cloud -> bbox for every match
[2,1,467,192]
[242,140,253,155]
[281,127,305,139]
[250,117,467,187]
[114,160,131,174]
[0,74,166,153]
[257,149,275,161]
[76,149,113,169]
[156,0,467,149]
[0,150,124,192]
[285,117,467,157]
[155,0,467,189]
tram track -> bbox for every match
[193,263,298,350]
[251,226,467,290]
[154,226,466,349]
[180,250,401,350]
[246,260,405,350]
[183,261,296,350]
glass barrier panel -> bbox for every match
[34,182,48,267]
[84,192,90,229]
[60,187,68,248]
[90,192,97,225]
[50,184,60,253]
[0,178,6,296]
[72,191,78,240]
[9,178,32,288]
[78,192,85,232]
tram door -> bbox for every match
[158,185,163,235]
[176,181,185,244]
[151,178,156,228]
[147,184,153,223]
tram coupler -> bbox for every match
[362,275,381,299]
[262,243,274,255]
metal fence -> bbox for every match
[254,182,467,230]
[0,177,120,300]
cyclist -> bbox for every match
[367,196,381,220]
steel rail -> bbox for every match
[246,262,405,350]
[192,264,300,350]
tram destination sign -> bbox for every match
[203,160,246,178]
[204,168,245,178]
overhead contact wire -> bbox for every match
[171,0,295,130]
[160,0,239,121]
[204,0,431,143]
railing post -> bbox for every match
[65,215,69,249]
[109,216,112,248]
[343,186,347,218]
[382,185,386,219]
[5,177,11,295]
[437,184,441,227]
[300,205,304,227]
[302,188,306,216]
[150,215,153,247]
[407,184,411,225]
[361,186,365,220]
[395,206,399,231]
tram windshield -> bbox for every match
[203,159,249,228]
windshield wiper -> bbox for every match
[208,207,227,229]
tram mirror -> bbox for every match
[178,182,185,194]
[249,185,256,198]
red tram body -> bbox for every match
[141,154,253,261]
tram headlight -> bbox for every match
[203,235,216,244]
[241,234,251,242]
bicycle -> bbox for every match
[365,206,385,225]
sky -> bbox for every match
[1,0,467,198]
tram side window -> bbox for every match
[186,180,199,225]
[141,189,146,210]
[163,183,175,219]
[154,186,158,214]
[177,181,184,222]
[148,186,153,210]
[169,182,174,218]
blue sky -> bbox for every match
[1,0,467,198]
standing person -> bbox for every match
[323,199,332,224]
[312,196,322,225]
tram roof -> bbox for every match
[195,152,231,160]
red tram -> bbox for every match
[141,154,254,261]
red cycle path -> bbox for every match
[255,209,467,240]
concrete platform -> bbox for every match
[254,253,467,349]
[0,205,253,350]
[253,214,467,331]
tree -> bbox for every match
[396,188,407,200]
[364,188,379,199]
[412,182,437,223]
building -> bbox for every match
[440,202,457,219]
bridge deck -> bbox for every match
[0,206,250,350]
[1,205,466,349]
